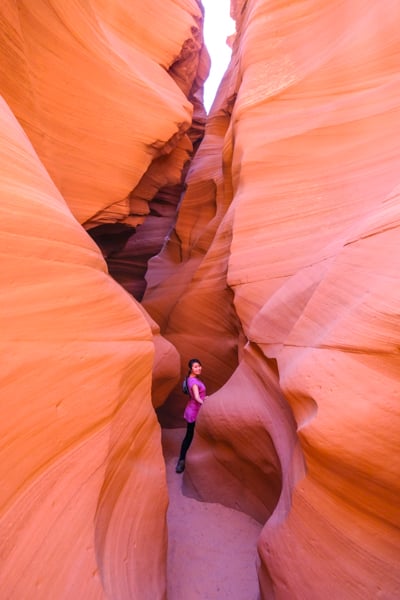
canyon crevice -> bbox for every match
[1,1,399,599]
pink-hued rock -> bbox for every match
[0,0,211,593]
[2,0,400,598]
[0,95,168,597]
[0,1,210,594]
[144,1,400,598]
[0,0,204,228]
[163,427,262,600]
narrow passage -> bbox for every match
[162,428,262,600]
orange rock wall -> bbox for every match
[0,96,168,598]
[144,1,400,598]
[0,1,207,597]
[2,0,400,597]
[0,0,206,228]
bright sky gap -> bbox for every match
[202,0,236,113]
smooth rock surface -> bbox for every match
[2,0,400,598]
[0,0,205,227]
[0,1,208,597]
[0,96,168,598]
[144,1,400,598]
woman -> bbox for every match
[176,358,208,473]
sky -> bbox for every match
[201,0,236,112]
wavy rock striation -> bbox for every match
[144,1,400,598]
[0,0,208,597]
[2,0,400,598]
[0,95,168,598]
[1,0,209,300]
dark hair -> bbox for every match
[188,358,202,375]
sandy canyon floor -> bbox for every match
[162,428,262,599]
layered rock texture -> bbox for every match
[1,0,400,599]
[0,1,207,598]
[144,0,400,598]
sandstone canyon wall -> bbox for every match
[144,0,400,598]
[1,0,400,599]
[0,1,207,598]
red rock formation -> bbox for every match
[1,0,210,301]
[0,0,207,597]
[144,1,400,598]
[1,0,201,224]
[0,95,169,598]
[2,0,400,598]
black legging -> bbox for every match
[178,421,196,461]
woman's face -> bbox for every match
[191,362,202,376]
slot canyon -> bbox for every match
[0,0,399,598]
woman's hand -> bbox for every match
[192,384,203,404]
[191,385,209,404]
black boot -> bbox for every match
[175,459,185,473]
